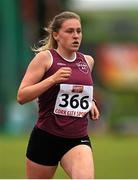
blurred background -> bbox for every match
[0,0,138,178]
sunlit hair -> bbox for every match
[33,11,81,52]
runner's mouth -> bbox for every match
[72,41,79,46]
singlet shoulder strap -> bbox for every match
[49,48,56,55]
[76,51,85,59]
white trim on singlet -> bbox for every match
[55,49,76,62]
[83,54,92,72]
[47,50,54,69]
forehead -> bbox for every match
[61,19,81,29]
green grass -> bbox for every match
[93,135,138,179]
[0,133,138,179]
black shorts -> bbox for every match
[26,126,92,166]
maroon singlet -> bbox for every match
[36,49,93,138]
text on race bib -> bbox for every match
[54,84,93,117]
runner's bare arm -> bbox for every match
[85,55,100,120]
[17,51,72,104]
[84,55,94,72]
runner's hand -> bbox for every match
[51,67,72,84]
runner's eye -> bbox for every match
[65,29,81,34]
[77,29,82,33]
[66,29,74,33]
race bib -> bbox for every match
[54,84,93,117]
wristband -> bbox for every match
[92,98,97,104]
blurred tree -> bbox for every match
[0,0,25,129]
[21,0,69,47]
[36,0,69,39]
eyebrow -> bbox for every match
[66,27,81,30]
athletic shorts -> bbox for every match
[26,126,92,166]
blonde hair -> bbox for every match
[33,11,81,53]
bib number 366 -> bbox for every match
[54,84,93,117]
[59,94,89,109]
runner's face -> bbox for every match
[55,19,82,52]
